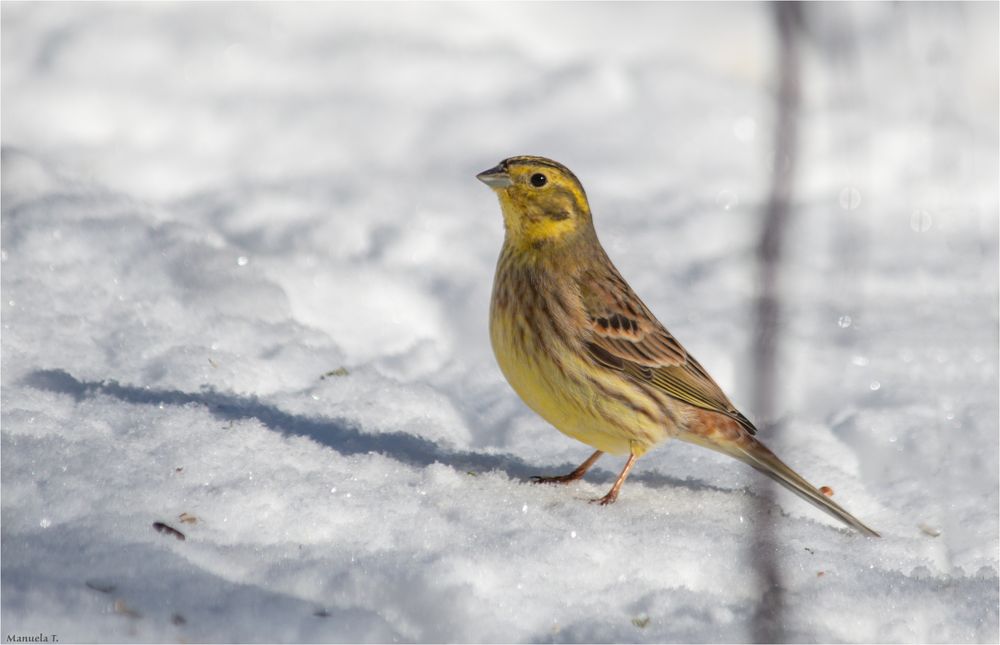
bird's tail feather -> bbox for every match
[681,430,880,537]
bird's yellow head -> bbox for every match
[477,156,594,251]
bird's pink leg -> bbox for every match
[532,450,603,484]
[591,451,638,505]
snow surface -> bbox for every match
[2,2,998,643]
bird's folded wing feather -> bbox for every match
[579,267,757,435]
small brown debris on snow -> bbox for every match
[114,599,142,619]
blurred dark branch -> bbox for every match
[752,2,803,643]
[756,3,802,419]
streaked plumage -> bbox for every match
[478,155,878,537]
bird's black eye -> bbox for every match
[530,173,548,187]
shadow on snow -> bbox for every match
[23,368,732,495]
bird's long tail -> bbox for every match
[681,415,880,537]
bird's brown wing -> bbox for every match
[578,265,757,435]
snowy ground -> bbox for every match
[2,3,998,643]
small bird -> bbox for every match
[477,155,878,537]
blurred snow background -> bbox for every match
[2,2,997,642]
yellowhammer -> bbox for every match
[477,155,878,537]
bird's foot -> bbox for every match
[589,491,619,506]
[530,474,581,485]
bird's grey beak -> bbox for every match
[476,165,513,189]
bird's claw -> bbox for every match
[531,474,570,485]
